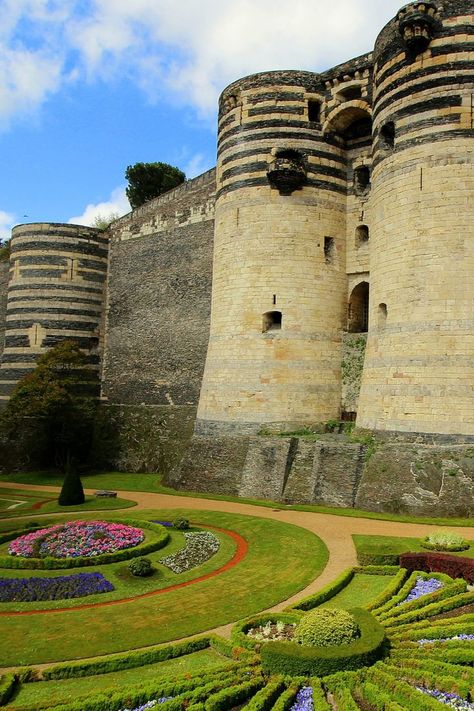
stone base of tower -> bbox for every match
[169,432,474,518]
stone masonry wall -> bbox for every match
[101,170,215,406]
[0,261,8,355]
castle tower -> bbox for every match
[0,223,108,403]
[196,71,349,433]
[357,0,474,436]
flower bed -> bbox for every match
[398,576,444,605]
[247,620,296,642]
[416,686,474,709]
[290,686,314,711]
[0,572,114,602]
[8,521,144,559]
[120,698,173,711]
[159,531,220,573]
[418,634,474,646]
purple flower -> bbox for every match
[290,686,314,711]
[0,572,114,602]
[416,686,474,709]
[418,634,474,645]
[398,576,443,605]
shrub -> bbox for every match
[58,467,85,506]
[400,551,474,583]
[173,517,190,530]
[128,557,155,577]
[295,608,359,648]
[0,674,17,705]
[421,531,470,552]
[261,608,386,677]
[289,568,354,612]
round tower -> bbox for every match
[0,223,108,404]
[357,0,474,436]
[196,70,348,433]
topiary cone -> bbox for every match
[58,465,85,506]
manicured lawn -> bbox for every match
[2,470,474,526]
[0,489,136,519]
[5,648,229,710]
[321,573,396,609]
[0,509,328,665]
[353,533,474,565]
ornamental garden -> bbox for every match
[0,479,474,710]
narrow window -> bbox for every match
[262,311,282,332]
[308,99,321,122]
[324,237,335,264]
[380,121,395,150]
[355,225,369,247]
[378,303,387,329]
[354,166,370,196]
[272,294,277,305]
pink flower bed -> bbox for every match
[8,521,145,559]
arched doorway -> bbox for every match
[348,282,369,333]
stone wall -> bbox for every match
[101,170,215,406]
[0,260,8,355]
[341,333,367,414]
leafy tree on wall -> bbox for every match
[1,341,98,479]
[125,162,186,209]
[0,239,11,261]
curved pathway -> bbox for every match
[1,481,473,654]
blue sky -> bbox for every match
[0,0,403,240]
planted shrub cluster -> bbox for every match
[0,572,114,602]
[421,531,470,553]
[129,558,155,577]
[159,532,220,574]
[400,552,474,584]
[295,608,359,648]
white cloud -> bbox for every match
[182,153,213,180]
[68,186,129,226]
[0,0,405,122]
[0,210,16,242]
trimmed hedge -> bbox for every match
[373,571,453,619]
[0,519,169,570]
[233,677,284,711]
[377,578,466,622]
[231,612,301,651]
[261,608,386,677]
[383,591,474,629]
[288,568,354,612]
[324,673,359,710]
[379,661,471,699]
[204,677,264,710]
[354,565,401,576]
[0,674,16,706]
[44,663,254,711]
[271,683,299,711]
[390,618,474,642]
[42,635,221,680]
[356,680,406,710]
[366,568,409,612]
[364,666,445,711]
[400,551,474,583]
[308,677,332,710]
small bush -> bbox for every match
[295,608,359,648]
[173,517,190,530]
[58,467,85,506]
[421,531,469,552]
[128,557,155,577]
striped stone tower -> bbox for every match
[357,0,474,436]
[196,70,348,434]
[0,223,108,403]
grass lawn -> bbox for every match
[353,534,474,565]
[0,509,328,665]
[321,573,396,609]
[5,648,229,710]
[0,488,136,519]
[2,470,474,527]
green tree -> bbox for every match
[0,239,11,261]
[125,162,185,209]
[1,340,98,472]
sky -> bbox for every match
[0,0,404,240]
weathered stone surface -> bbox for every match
[239,438,298,500]
[91,404,196,474]
[0,261,8,356]
[356,444,474,517]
